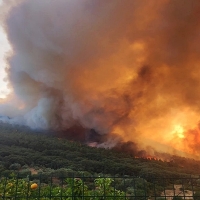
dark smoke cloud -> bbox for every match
[1,0,200,157]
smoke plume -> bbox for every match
[1,0,200,158]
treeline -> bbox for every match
[0,122,200,177]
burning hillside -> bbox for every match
[0,0,200,159]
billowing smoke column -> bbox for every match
[1,0,200,158]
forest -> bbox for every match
[1,122,200,199]
[0,121,200,179]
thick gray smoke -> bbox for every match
[1,0,144,132]
[1,0,200,157]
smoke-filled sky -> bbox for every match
[1,0,200,159]
[0,0,11,98]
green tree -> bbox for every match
[9,163,21,170]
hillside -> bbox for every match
[0,122,200,178]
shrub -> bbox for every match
[0,176,128,199]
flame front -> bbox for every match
[0,0,200,159]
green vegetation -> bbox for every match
[1,122,200,199]
[1,174,200,200]
[0,175,128,199]
[0,121,200,178]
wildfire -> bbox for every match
[1,0,200,160]
[135,156,158,160]
[172,125,185,139]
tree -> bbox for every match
[9,163,21,170]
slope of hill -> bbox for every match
[0,122,200,177]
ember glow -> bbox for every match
[1,0,200,159]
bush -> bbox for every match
[0,176,128,199]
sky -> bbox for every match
[0,0,11,98]
[0,26,11,98]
